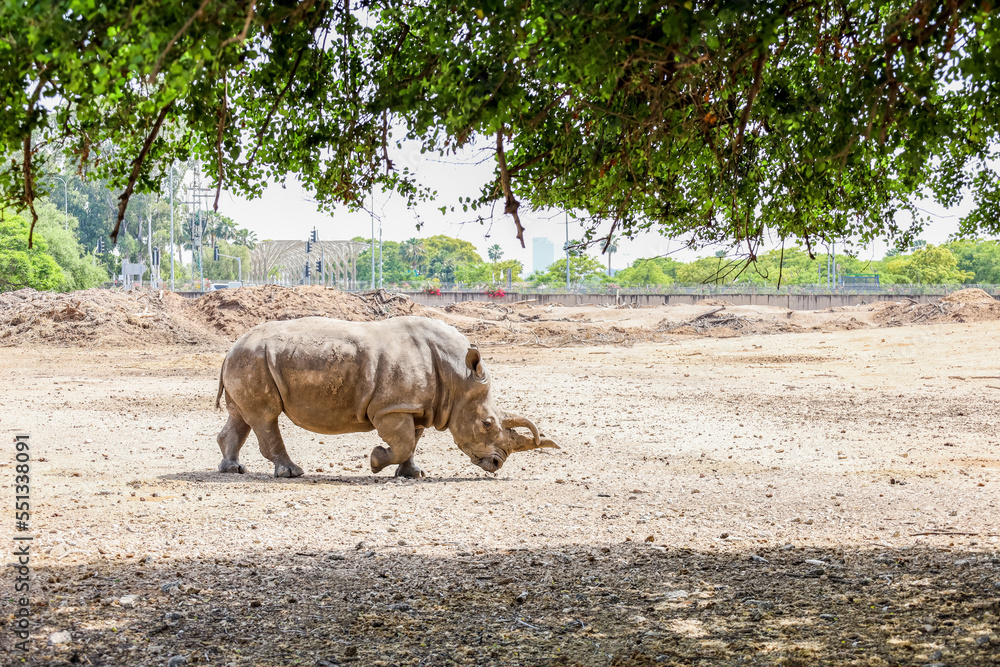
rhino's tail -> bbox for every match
[215,361,226,410]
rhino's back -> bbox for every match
[223,316,468,433]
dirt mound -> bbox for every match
[872,292,1000,327]
[442,300,510,317]
[695,298,735,307]
[939,287,998,305]
[0,288,219,347]
[186,286,430,340]
[0,286,432,347]
[657,312,805,337]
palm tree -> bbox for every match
[488,243,504,263]
[487,244,504,285]
[400,237,427,274]
[235,228,258,250]
[606,237,618,275]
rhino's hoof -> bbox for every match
[274,463,304,478]
[394,461,426,479]
[370,447,391,474]
[218,460,246,474]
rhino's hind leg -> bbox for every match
[394,456,426,479]
[371,415,425,477]
[217,412,252,474]
[251,419,304,478]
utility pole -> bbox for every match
[565,210,570,290]
[370,192,376,290]
[53,176,68,230]
[147,210,154,287]
[169,165,175,291]
[832,241,837,288]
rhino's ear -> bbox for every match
[466,345,487,382]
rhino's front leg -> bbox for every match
[371,415,425,478]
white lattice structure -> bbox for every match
[249,240,368,287]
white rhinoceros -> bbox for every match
[214,316,559,478]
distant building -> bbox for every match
[533,237,555,273]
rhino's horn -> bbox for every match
[504,415,561,453]
[503,414,539,446]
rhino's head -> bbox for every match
[449,347,560,473]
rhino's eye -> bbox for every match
[482,418,495,430]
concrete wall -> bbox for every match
[175,289,994,311]
[405,291,967,310]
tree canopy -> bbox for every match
[4,1,1000,257]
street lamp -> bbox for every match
[52,176,68,230]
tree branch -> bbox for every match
[219,0,257,52]
[23,71,50,249]
[150,0,213,82]
[23,136,39,249]
[495,129,525,248]
[241,45,308,169]
[112,101,174,243]
[734,50,767,155]
[214,71,229,211]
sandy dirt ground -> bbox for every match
[1,287,999,666]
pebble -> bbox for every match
[160,581,182,594]
[386,602,411,612]
[975,635,990,646]
[819,614,836,621]
[49,631,72,645]
[119,594,138,608]
[515,591,529,604]
[743,599,774,610]
[164,612,183,621]
[166,656,186,667]
[750,555,770,564]
[929,650,943,660]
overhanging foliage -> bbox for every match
[3,1,999,255]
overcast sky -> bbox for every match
[213,141,971,275]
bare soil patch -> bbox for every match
[1,289,999,665]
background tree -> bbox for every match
[203,240,251,282]
[615,260,674,287]
[400,238,427,275]
[355,240,410,285]
[529,255,606,286]
[882,245,974,284]
[31,201,107,290]
[0,212,65,291]
[942,239,1000,284]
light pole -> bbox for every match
[52,176,68,230]
[217,252,242,284]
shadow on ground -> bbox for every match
[7,543,1000,666]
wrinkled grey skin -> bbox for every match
[215,316,559,478]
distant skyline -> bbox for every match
[212,140,977,273]
[532,237,555,273]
